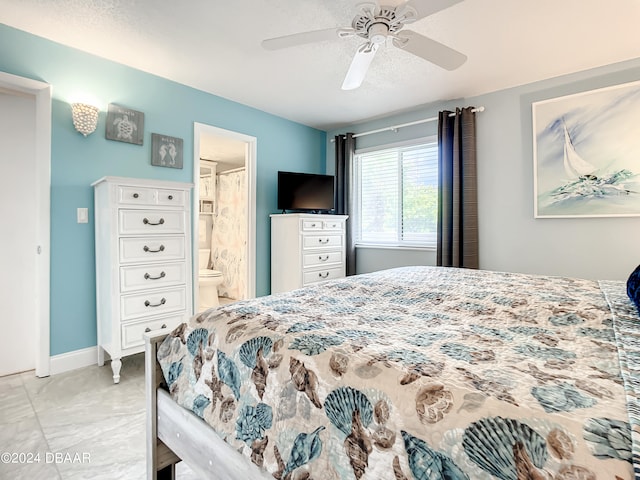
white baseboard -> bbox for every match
[49,346,97,376]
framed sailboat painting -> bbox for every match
[533,80,640,217]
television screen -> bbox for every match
[277,171,335,213]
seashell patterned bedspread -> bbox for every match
[157,266,637,479]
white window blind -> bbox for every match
[355,140,438,248]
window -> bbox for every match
[354,139,438,248]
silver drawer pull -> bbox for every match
[318,238,329,244]
[133,193,139,199]
[143,245,165,253]
[144,324,166,333]
[318,272,330,278]
[143,217,165,226]
[318,255,329,262]
[144,298,166,308]
[144,271,166,280]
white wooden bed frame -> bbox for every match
[144,330,272,480]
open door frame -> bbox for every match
[192,122,257,309]
[0,71,52,377]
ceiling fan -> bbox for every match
[261,0,467,90]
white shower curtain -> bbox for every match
[212,169,246,300]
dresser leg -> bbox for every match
[111,358,122,384]
[97,346,105,367]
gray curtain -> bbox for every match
[335,133,356,276]
[437,107,479,268]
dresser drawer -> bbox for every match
[116,186,186,207]
[117,186,155,205]
[157,189,185,206]
[303,250,343,267]
[302,235,342,249]
[303,266,344,285]
[120,262,186,292]
[120,286,186,321]
[119,209,185,235]
[323,220,343,231]
[119,236,185,264]
[301,219,324,231]
[121,315,183,350]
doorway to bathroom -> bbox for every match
[192,123,256,311]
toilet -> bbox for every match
[198,248,224,310]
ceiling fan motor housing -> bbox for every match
[352,4,411,43]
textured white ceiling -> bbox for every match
[2,0,640,130]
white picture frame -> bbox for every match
[532,80,640,218]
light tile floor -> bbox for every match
[0,299,240,479]
[0,354,200,480]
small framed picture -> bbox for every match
[151,133,183,169]
[105,104,144,145]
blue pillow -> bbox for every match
[628,264,640,313]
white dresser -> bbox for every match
[270,214,348,294]
[92,176,193,383]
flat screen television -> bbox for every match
[277,171,335,213]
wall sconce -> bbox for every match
[71,103,99,137]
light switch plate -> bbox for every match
[77,207,88,223]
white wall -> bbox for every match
[356,247,436,274]
[327,58,640,281]
[471,59,640,281]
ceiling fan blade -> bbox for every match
[342,43,379,90]
[401,0,464,20]
[393,30,466,70]
[262,28,341,50]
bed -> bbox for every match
[144,266,639,479]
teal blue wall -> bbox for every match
[0,24,326,356]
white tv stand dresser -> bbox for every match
[270,213,348,294]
